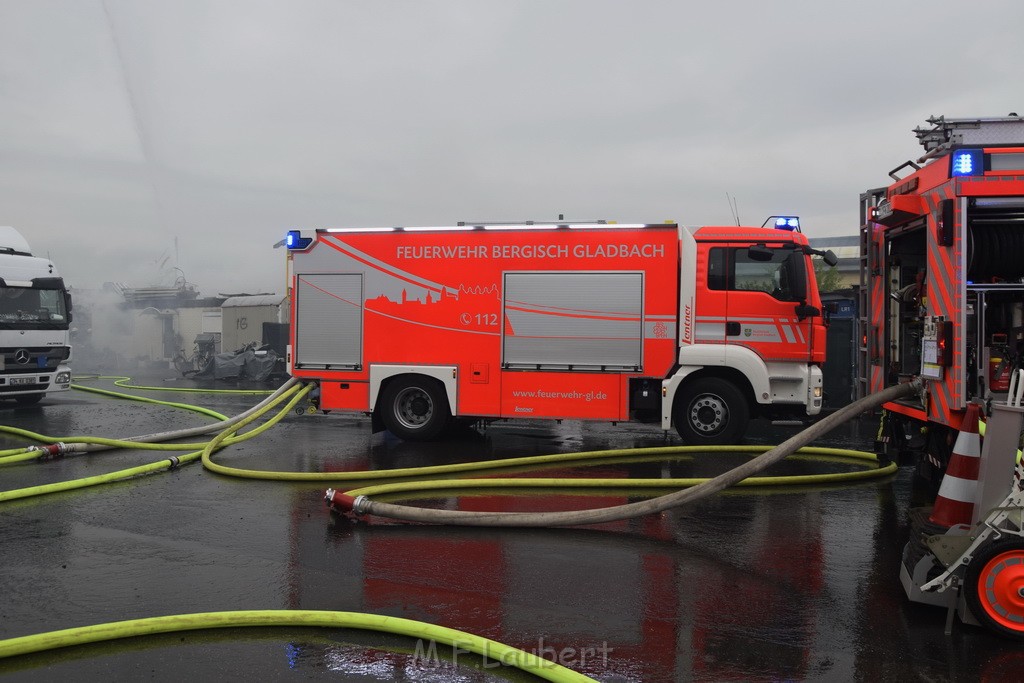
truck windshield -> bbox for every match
[0,286,69,329]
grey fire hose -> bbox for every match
[328,380,921,527]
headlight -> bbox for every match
[56,371,71,383]
[813,386,822,398]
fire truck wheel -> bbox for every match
[674,378,749,445]
[965,539,1024,639]
[380,376,451,441]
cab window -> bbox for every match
[708,247,802,302]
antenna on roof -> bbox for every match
[726,193,740,226]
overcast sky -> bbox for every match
[2,1,1022,296]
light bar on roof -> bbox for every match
[761,215,801,232]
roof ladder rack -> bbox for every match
[914,114,1024,162]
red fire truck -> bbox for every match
[284,219,833,443]
[860,115,1024,481]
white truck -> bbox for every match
[0,226,72,405]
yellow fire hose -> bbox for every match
[0,610,596,682]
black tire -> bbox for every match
[965,539,1024,639]
[379,376,450,441]
[674,377,749,445]
[14,394,42,406]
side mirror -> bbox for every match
[64,291,73,323]
[795,303,821,321]
[803,245,839,267]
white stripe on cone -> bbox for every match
[933,474,978,503]
[951,431,981,457]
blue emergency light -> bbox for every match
[285,230,313,250]
[762,216,800,231]
[951,149,984,177]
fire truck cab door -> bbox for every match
[720,245,815,362]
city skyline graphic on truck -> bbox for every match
[306,236,671,343]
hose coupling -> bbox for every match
[38,442,69,459]
[324,489,370,515]
[167,456,180,469]
[325,488,350,510]
[351,496,371,515]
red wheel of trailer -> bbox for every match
[965,540,1024,639]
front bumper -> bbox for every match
[0,364,71,398]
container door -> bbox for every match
[502,272,643,371]
[294,273,363,369]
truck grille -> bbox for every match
[0,347,70,373]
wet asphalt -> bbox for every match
[1,375,1022,682]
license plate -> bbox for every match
[10,377,35,386]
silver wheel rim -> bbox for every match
[689,393,728,434]
[394,387,433,430]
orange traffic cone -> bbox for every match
[929,403,983,528]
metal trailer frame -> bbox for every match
[902,375,1024,634]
